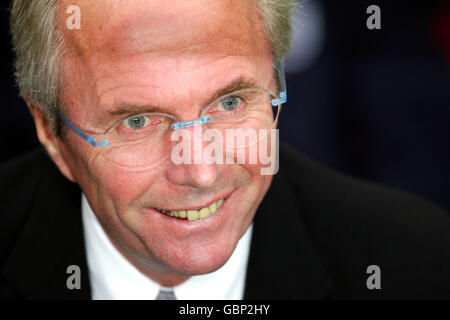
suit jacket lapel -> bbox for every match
[1,151,90,299]
[244,160,334,299]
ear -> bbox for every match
[27,100,77,183]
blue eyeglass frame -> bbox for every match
[57,62,287,148]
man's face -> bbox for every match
[57,0,275,285]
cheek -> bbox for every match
[241,163,273,213]
[91,161,164,207]
[62,140,162,208]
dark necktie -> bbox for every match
[156,288,177,300]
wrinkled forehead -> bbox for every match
[59,0,267,62]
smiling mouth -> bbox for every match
[155,198,224,221]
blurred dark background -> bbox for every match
[1,0,449,213]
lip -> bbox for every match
[143,188,237,227]
[150,190,234,212]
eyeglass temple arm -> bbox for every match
[271,61,287,107]
[57,112,110,147]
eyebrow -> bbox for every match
[206,76,258,105]
[108,105,166,117]
[107,76,259,118]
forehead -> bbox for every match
[61,0,266,61]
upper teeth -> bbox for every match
[156,199,224,221]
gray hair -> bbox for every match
[10,0,64,131]
[10,0,296,132]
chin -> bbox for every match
[154,236,238,276]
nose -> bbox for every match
[165,162,220,190]
[165,125,222,190]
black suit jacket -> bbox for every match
[1,144,450,299]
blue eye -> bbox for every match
[123,115,149,130]
[219,96,241,111]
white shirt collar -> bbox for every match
[81,194,253,300]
